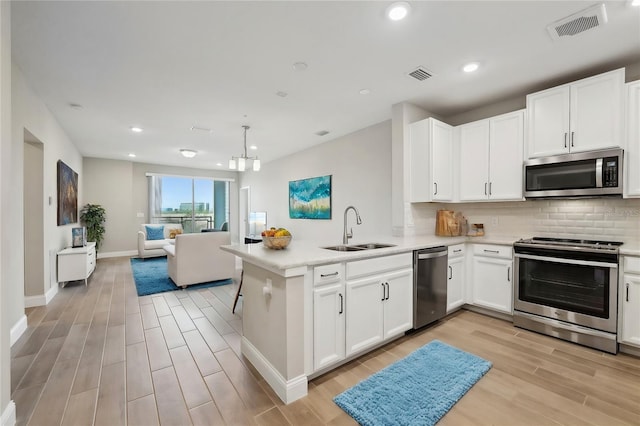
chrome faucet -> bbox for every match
[343,206,363,244]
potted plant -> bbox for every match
[80,203,106,251]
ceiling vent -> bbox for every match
[407,67,433,81]
[547,3,607,41]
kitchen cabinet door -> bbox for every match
[527,85,570,158]
[625,81,640,197]
[313,283,345,370]
[458,120,490,201]
[382,268,413,339]
[472,256,513,314]
[489,110,524,201]
[345,276,384,357]
[409,118,454,202]
[447,255,465,312]
[431,119,454,201]
[569,69,624,153]
[621,274,640,348]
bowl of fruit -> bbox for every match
[261,227,292,250]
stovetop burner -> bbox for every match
[515,237,623,251]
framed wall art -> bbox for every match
[289,175,331,219]
[57,160,78,226]
[72,227,86,247]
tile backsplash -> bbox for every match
[410,198,640,243]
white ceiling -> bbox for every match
[11,1,640,170]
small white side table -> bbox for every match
[57,242,96,286]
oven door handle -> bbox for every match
[514,253,618,269]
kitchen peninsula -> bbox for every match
[220,235,518,404]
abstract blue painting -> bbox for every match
[289,175,331,219]
[57,160,78,226]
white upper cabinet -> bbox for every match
[527,68,625,158]
[459,110,524,201]
[625,81,640,197]
[409,117,454,202]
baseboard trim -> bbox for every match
[1,400,16,426]
[10,315,27,347]
[240,337,307,404]
[97,250,137,259]
[619,343,640,357]
[24,284,58,308]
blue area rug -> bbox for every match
[130,257,233,296]
[333,340,492,426]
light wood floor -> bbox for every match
[10,256,640,426]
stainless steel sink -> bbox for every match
[350,243,397,250]
[322,245,366,252]
[322,243,396,251]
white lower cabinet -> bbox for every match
[313,263,345,370]
[447,244,465,312]
[57,242,96,286]
[471,244,513,314]
[621,257,640,347]
[345,254,413,357]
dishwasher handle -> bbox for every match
[417,250,448,260]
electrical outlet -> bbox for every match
[136,212,145,218]
[491,217,499,226]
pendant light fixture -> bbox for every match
[229,125,260,172]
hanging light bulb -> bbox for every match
[228,125,261,172]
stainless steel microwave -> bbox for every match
[524,148,623,198]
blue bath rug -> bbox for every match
[130,257,232,296]
[333,340,492,426]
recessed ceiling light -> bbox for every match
[359,89,371,95]
[130,126,143,133]
[632,0,640,6]
[293,62,308,71]
[463,62,480,73]
[386,2,411,21]
[128,153,136,158]
[250,145,258,150]
[69,103,83,110]
[276,91,288,98]
[180,149,197,158]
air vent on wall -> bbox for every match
[407,67,433,81]
[547,3,607,41]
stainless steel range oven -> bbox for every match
[513,237,622,354]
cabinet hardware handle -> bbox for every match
[381,283,386,301]
[434,182,438,195]
[453,249,462,253]
[385,282,390,300]
[571,131,575,147]
[564,133,567,148]
[449,265,453,280]
[320,272,339,278]
[627,283,630,302]
[507,266,511,282]
[484,249,499,254]
[339,293,344,314]
[489,182,492,196]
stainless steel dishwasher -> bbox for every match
[413,246,448,329]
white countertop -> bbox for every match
[621,243,640,257]
[220,234,524,271]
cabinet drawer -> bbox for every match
[346,253,412,280]
[448,244,465,258]
[625,256,640,274]
[472,244,512,259]
[314,263,343,286]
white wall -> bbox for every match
[82,157,240,255]
[9,63,84,330]
[0,1,12,422]
[239,120,392,245]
